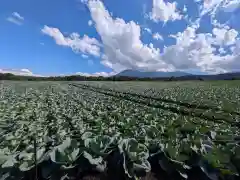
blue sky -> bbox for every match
[0,0,239,76]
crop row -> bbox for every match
[70,83,240,128]
[78,81,240,113]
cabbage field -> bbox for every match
[0,80,240,180]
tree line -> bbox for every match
[0,73,239,81]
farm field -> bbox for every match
[0,80,240,180]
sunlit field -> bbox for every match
[1,80,240,179]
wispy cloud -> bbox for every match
[200,0,240,18]
[41,25,101,57]
[81,54,89,58]
[144,28,152,34]
[0,68,42,77]
[153,33,163,41]
[6,12,24,25]
[76,71,116,77]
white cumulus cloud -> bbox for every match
[3,0,240,77]
[87,0,172,72]
[163,26,217,71]
[150,0,182,23]
[41,26,101,57]
[212,27,238,46]
[79,0,240,74]
[165,23,240,73]
[222,0,240,12]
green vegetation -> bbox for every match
[0,81,240,180]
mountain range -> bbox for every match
[114,69,240,80]
[115,69,192,78]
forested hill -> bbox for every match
[1,72,240,81]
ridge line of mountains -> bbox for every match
[115,69,192,78]
[114,69,240,80]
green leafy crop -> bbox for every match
[0,81,239,179]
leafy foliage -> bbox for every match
[0,81,239,179]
